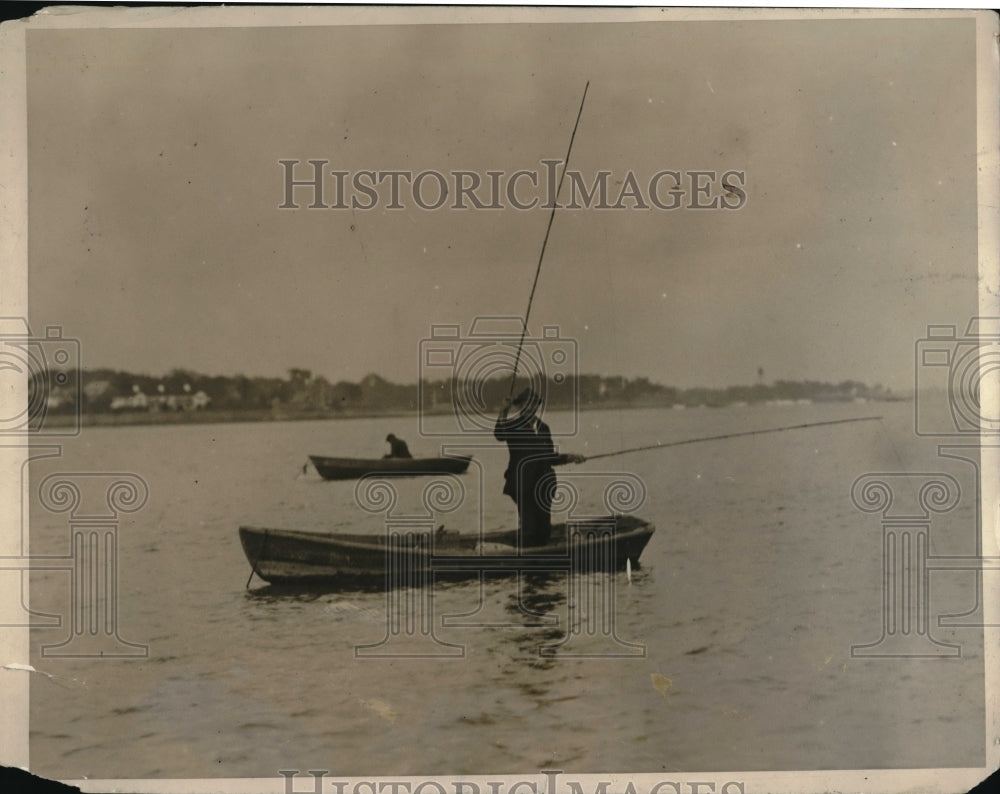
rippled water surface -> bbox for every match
[27,403,985,778]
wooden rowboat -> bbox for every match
[308,454,473,481]
[239,515,655,586]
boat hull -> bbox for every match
[308,454,472,481]
[239,515,654,586]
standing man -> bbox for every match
[494,388,585,547]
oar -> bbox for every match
[245,529,269,589]
[572,415,884,462]
[508,80,591,399]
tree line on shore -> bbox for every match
[37,366,902,416]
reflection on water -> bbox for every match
[509,573,568,668]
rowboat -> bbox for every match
[308,454,473,481]
[239,515,655,586]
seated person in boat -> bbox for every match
[494,388,585,547]
[383,433,413,459]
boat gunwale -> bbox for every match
[307,454,473,467]
[238,519,655,555]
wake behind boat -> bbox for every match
[308,454,473,481]
[239,515,655,586]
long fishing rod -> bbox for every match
[577,415,884,462]
[508,80,591,400]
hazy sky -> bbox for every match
[27,17,979,390]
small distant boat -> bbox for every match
[239,515,655,586]
[308,454,473,481]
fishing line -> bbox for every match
[579,415,885,462]
[509,81,591,399]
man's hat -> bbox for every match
[512,388,542,407]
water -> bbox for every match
[27,402,985,778]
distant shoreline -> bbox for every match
[39,396,909,430]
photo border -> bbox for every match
[1,4,996,793]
